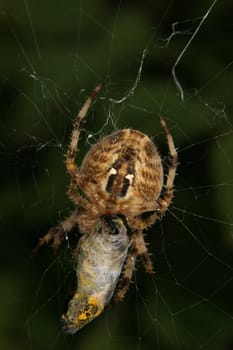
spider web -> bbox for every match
[1,1,233,350]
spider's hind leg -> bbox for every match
[65,84,103,206]
[66,83,103,178]
[159,117,178,214]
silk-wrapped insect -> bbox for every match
[62,215,130,333]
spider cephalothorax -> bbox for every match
[34,84,177,332]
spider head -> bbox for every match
[101,214,131,235]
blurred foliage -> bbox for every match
[0,1,233,350]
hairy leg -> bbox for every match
[66,83,103,177]
[114,230,154,303]
[159,117,178,214]
[66,84,103,203]
[33,210,79,254]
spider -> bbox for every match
[34,83,177,332]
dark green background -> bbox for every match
[1,1,233,350]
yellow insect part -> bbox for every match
[62,293,104,332]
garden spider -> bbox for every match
[34,83,177,332]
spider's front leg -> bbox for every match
[114,230,154,303]
[113,249,136,303]
[33,210,78,255]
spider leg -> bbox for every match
[113,249,136,303]
[159,117,178,214]
[33,210,78,255]
[66,83,103,178]
[132,230,154,273]
[114,230,154,303]
[65,83,103,206]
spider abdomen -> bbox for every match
[79,129,163,216]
